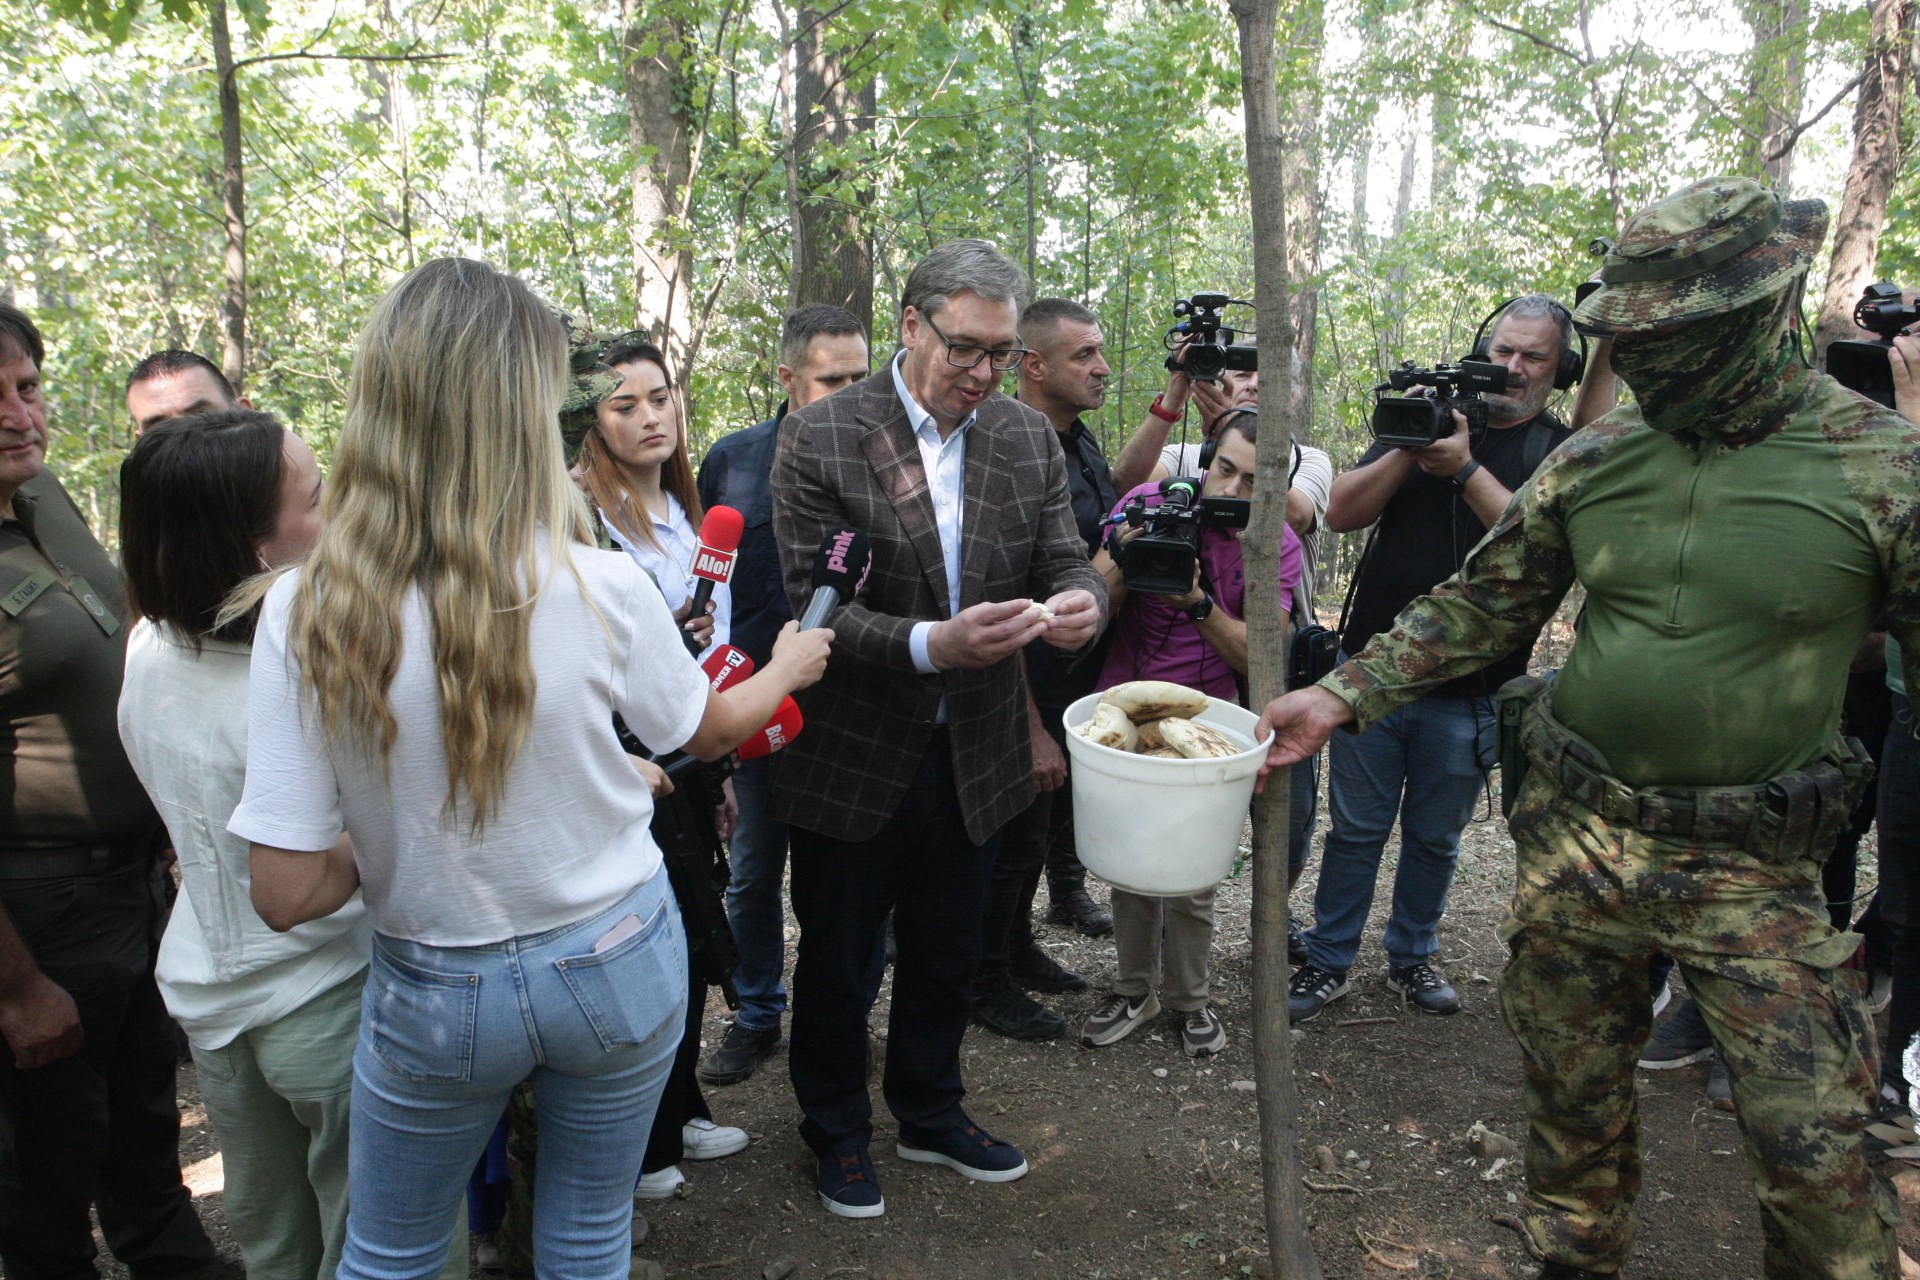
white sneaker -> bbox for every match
[634,1165,686,1199]
[1650,974,1672,1020]
[681,1116,749,1161]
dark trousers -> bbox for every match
[788,735,1001,1154]
[974,718,1072,1000]
[638,932,710,1175]
[1878,694,1920,1090]
[0,861,215,1280]
[1826,670,1893,933]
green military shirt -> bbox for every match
[0,471,160,857]
[1325,374,1920,789]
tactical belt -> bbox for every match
[0,837,155,883]
[1519,695,1873,856]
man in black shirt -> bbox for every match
[970,298,1118,1039]
[1288,295,1574,1023]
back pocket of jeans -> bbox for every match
[554,900,683,1053]
[364,944,479,1083]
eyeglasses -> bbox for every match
[921,313,1027,372]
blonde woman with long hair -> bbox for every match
[228,258,831,1280]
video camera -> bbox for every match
[1115,476,1250,597]
[1827,282,1918,409]
[1163,293,1258,384]
[1369,360,1512,449]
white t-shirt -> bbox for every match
[228,544,710,946]
[118,621,369,1050]
[600,492,732,653]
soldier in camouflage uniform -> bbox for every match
[1255,176,1913,1279]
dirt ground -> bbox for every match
[151,787,1920,1280]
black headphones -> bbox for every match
[1467,297,1586,391]
[1197,407,1257,472]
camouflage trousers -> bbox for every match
[1497,770,1900,1279]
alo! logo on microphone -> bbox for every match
[692,546,736,581]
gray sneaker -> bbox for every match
[1080,992,1160,1047]
[1638,998,1713,1069]
[1180,1007,1227,1058]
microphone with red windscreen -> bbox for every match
[700,643,753,691]
[736,696,803,761]
[689,505,744,619]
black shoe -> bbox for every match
[1287,918,1308,965]
[1386,962,1461,1015]
[1008,943,1088,993]
[972,987,1065,1041]
[1046,885,1114,937]
[1638,997,1713,1069]
[134,1261,245,1280]
[1534,1265,1613,1279]
[697,1020,782,1086]
[816,1146,884,1219]
[897,1117,1029,1182]
[1286,963,1350,1023]
[1706,1052,1735,1112]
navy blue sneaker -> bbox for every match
[896,1118,1029,1182]
[816,1147,884,1218]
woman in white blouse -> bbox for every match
[229,259,831,1280]
[574,334,729,655]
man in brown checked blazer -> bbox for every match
[771,240,1107,1219]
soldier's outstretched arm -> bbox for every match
[1319,448,1583,732]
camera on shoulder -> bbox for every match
[1114,477,1249,596]
[1827,282,1918,408]
[1369,359,1511,449]
[1163,292,1258,384]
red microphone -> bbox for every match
[700,643,753,692]
[736,696,803,761]
[689,506,744,614]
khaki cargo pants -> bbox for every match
[1497,770,1900,1278]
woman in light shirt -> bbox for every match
[575,333,729,654]
[229,259,831,1280]
[116,410,403,1280]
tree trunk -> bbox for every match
[209,0,247,393]
[1745,0,1811,189]
[1815,0,1916,356]
[788,5,875,334]
[1226,0,1323,1273]
[623,0,696,371]
[1281,0,1325,433]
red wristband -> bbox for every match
[1149,395,1179,424]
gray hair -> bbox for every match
[1020,297,1098,356]
[900,240,1030,328]
[1489,294,1574,358]
[780,303,866,370]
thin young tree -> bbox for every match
[1225,0,1324,1272]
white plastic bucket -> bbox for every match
[1061,692,1273,897]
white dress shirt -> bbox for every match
[602,490,733,653]
[894,353,975,700]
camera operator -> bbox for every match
[1079,410,1302,1058]
[1288,294,1574,1024]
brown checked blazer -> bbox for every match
[769,366,1108,845]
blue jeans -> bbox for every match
[340,874,684,1280]
[1307,693,1495,973]
[725,756,790,1033]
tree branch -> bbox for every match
[1459,2,1588,66]
[1765,67,1867,159]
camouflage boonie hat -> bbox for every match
[1573,176,1828,335]
[554,309,623,465]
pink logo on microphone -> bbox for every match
[825,530,856,576]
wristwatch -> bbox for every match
[1448,459,1482,492]
[1185,594,1215,623]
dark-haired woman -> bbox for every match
[114,411,411,1280]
